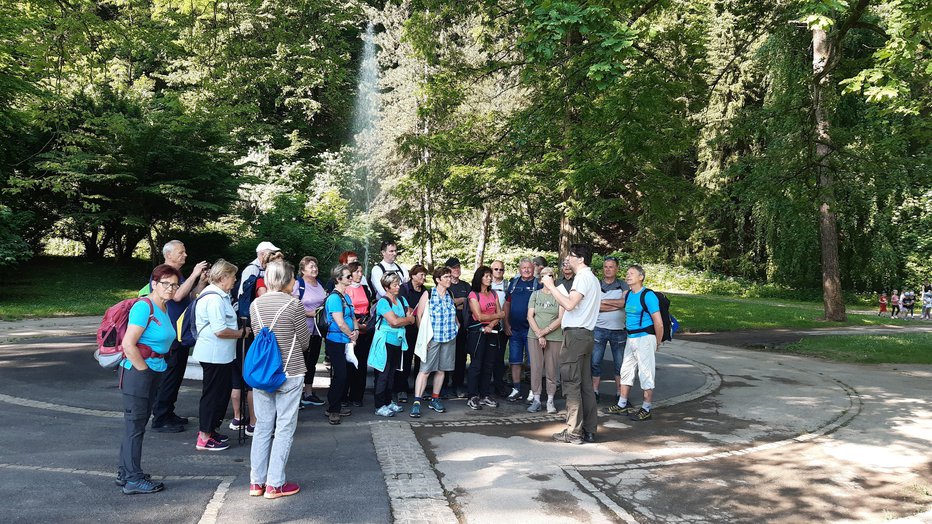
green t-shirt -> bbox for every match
[529,290,563,342]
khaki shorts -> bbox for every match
[421,338,456,373]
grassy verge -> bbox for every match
[784,333,932,364]
[0,256,149,320]
[673,293,893,332]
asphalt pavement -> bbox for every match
[0,318,930,523]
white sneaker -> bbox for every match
[388,401,404,413]
[375,405,395,417]
[507,388,522,402]
[526,391,535,404]
[527,400,541,413]
[547,400,557,414]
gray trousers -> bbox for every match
[250,375,304,487]
[561,328,598,436]
[119,366,162,482]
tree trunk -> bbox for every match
[475,203,491,266]
[558,187,576,261]
[812,26,847,321]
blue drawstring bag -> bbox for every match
[243,300,298,393]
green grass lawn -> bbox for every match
[0,256,149,320]
[785,333,932,364]
[673,293,892,332]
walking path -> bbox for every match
[0,318,929,522]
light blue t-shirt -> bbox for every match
[625,288,660,339]
[122,300,176,372]
[325,292,355,344]
[375,296,408,346]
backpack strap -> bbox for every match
[141,297,159,328]
[297,278,306,300]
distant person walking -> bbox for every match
[890,289,900,319]
[902,291,916,319]
[877,292,887,316]
[616,264,664,422]
[922,290,932,320]
[541,245,601,445]
[248,260,310,499]
[118,264,183,494]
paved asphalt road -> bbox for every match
[0,323,929,523]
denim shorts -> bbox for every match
[509,328,529,364]
[591,327,626,377]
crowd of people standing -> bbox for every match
[115,239,666,496]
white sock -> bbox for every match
[534,394,540,402]
[617,396,628,408]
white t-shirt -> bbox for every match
[491,279,507,308]
[561,266,602,330]
[370,261,409,298]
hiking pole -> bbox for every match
[237,320,248,445]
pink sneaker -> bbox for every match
[249,483,265,497]
[195,435,230,451]
[264,482,300,499]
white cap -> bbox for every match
[256,241,280,253]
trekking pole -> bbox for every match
[237,319,248,445]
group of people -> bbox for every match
[878,283,932,320]
[116,239,666,497]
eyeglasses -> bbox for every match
[341,274,352,280]
[158,281,181,290]
[492,268,504,272]
[604,256,618,262]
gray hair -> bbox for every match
[628,264,646,280]
[380,271,402,290]
[265,260,294,292]
[162,240,184,259]
[208,259,238,285]
[519,257,533,266]
[331,264,350,282]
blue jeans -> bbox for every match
[250,375,303,487]
[591,327,626,378]
[509,328,529,364]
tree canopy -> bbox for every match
[0,0,929,319]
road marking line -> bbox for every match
[0,393,122,418]
[0,462,234,524]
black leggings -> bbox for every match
[302,335,322,386]
[325,340,348,414]
[466,328,498,397]
[345,330,373,403]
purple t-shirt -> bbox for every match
[292,278,327,336]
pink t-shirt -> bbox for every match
[468,291,498,325]
[345,284,370,316]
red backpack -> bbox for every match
[95,297,157,369]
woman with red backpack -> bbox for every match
[117,264,182,495]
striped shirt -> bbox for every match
[249,291,309,377]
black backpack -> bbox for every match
[232,263,262,320]
[624,288,673,342]
[317,290,351,335]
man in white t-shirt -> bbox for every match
[541,244,602,444]
[369,241,409,298]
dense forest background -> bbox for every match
[1,1,929,317]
